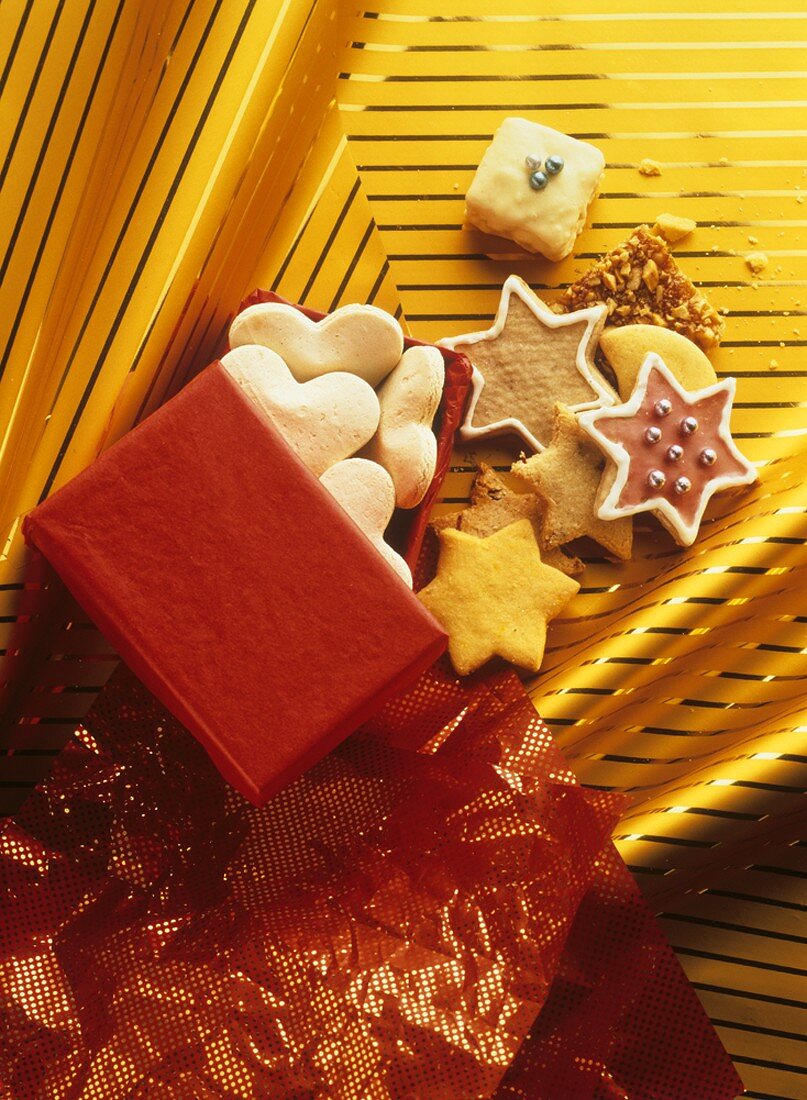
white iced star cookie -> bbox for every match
[578,354,758,546]
[465,117,605,261]
[439,275,615,453]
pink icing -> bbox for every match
[595,368,750,526]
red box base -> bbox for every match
[23,363,447,805]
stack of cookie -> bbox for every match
[225,301,446,587]
[422,229,756,679]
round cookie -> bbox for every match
[599,324,717,399]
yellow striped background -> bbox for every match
[1,1,805,1096]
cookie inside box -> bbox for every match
[235,290,473,568]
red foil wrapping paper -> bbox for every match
[0,663,741,1099]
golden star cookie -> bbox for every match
[417,520,580,676]
[578,354,758,546]
[512,404,633,561]
[430,464,583,577]
[599,324,717,399]
[439,275,614,452]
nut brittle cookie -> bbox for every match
[578,354,758,546]
[418,520,580,676]
[556,225,724,350]
[513,404,633,561]
[431,464,583,577]
[439,275,615,453]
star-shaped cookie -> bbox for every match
[512,404,633,560]
[578,354,758,546]
[431,463,583,576]
[418,519,580,676]
[439,275,615,452]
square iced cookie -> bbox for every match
[465,117,605,262]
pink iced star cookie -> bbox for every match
[577,354,757,546]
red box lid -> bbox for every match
[23,363,447,805]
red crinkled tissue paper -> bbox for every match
[0,660,741,1099]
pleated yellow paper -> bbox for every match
[1,1,805,1095]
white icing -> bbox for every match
[465,117,605,261]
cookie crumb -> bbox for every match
[745,252,769,274]
[639,158,662,177]
[718,156,729,167]
[769,358,779,370]
[653,213,696,243]
[747,234,759,245]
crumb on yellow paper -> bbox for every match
[746,252,769,274]
[639,158,662,177]
[653,213,695,243]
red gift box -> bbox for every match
[22,321,471,805]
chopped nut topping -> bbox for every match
[555,225,725,350]
[642,258,659,291]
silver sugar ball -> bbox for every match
[654,398,672,417]
[700,447,717,466]
[545,154,565,175]
[525,154,542,171]
[529,170,548,191]
[644,426,662,444]
[680,415,699,435]
[674,476,692,494]
[648,469,666,490]
[666,444,684,462]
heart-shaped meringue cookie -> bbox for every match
[228,302,404,387]
[221,346,380,477]
[363,345,444,509]
[320,459,412,587]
